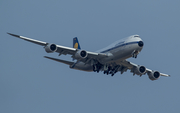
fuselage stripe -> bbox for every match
[101,41,139,53]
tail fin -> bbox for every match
[73,37,81,49]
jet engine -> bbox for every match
[74,50,88,59]
[147,71,160,80]
[132,65,146,75]
[45,44,57,53]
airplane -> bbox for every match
[7,33,170,80]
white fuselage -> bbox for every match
[72,35,143,71]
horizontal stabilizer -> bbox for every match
[44,56,74,66]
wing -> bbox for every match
[7,33,108,63]
[119,60,170,80]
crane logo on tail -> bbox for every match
[73,37,81,49]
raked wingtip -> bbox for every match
[7,32,20,38]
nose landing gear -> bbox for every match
[132,50,139,58]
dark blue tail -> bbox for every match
[73,37,81,49]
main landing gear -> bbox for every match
[103,65,120,76]
[93,63,103,73]
[93,63,120,76]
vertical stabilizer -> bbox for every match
[73,37,81,61]
[73,37,81,49]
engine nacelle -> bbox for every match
[132,65,146,75]
[148,71,160,80]
[74,50,88,59]
[45,44,57,53]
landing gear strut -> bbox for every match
[132,50,139,58]
[93,63,102,73]
[132,53,137,58]
[103,66,112,75]
[93,63,121,76]
[103,65,120,76]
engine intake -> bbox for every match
[132,65,146,75]
[139,66,146,74]
[45,44,57,53]
[148,71,160,80]
[74,50,88,59]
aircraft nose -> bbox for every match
[138,41,144,47]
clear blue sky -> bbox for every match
[1,0,180,113]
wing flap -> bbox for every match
[87,51,108,59]
[56,45,77,55]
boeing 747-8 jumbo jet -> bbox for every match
[7,33,170,80]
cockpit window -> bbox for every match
[134,35,139,37]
